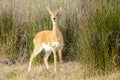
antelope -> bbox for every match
[28,7,64,73]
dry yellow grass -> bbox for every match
[0,62,82,80]
[0,62,120,80]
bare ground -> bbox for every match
[0,62,120,80]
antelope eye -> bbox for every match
[56,14,59,16]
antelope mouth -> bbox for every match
[52,18,57,22]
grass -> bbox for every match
[0,62,83,80]
[0,62,120,80]
[78,1,120,74]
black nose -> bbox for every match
[53,18,56,20]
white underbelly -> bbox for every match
[42,42,61,51]
[42,43,51,51]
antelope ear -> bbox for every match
[47,7,52,14]
[57,7,62,14]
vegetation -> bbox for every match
[0,0,120,76]
[0,62,120,80]
[79,1,120,74]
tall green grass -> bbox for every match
[0,0,120,74]
[78,1,120,74]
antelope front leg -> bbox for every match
[52,49,57,72]
[58,49,63,64]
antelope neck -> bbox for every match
[52,22,59,42]
[52,22,58,31]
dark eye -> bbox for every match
[56,14,59,16]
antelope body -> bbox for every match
[28,7,64,72]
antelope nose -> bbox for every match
[53,18,56,20]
